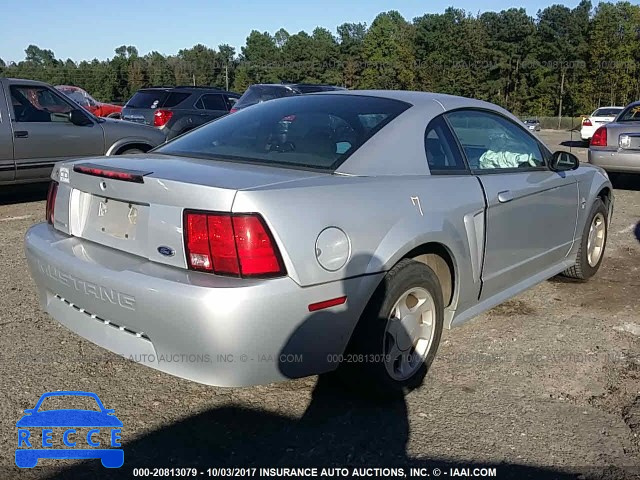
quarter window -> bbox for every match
[446,110,545,171]
[424,116,467,174]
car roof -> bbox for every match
[319,89,505,111]
[323,90,520,176]
[55,85,83,91]
[249,83,343,89]
[4,77,51,87]
[138,86,237,94]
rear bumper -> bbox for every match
[25,223,381,386]
[588,149,640,173]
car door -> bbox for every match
[10,84,104,181]
[0,85,15,182]
[446,109,579,301]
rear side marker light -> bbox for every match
[46,181,58,224]
[183,211,285,278]
[308,296,347,312]
[73,164,150,183]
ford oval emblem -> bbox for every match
[157,246,175,257]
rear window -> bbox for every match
[618,104,640,122]
[234,85,296,109]
[125,90,168,109]
[593,107,622,117]
[156,94,410,170]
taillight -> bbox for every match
[582,118,592,126]
[183,211,285,278]
[229,108,238,114]
[153,109,173,127]
[46,181,58,225]
[591,126,607,147]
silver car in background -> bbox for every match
[0,78,166,185]
[25,91,613,396]
[589,101,640,174]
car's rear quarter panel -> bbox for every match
[234,174,486,316]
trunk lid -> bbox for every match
[52,154,323,269]
[121,107,155,125]
[590,115,617,126]
[602,122,640,149]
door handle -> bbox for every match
[497,190,513,203]
[14,131,29,138]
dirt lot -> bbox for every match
[0,130,639,479]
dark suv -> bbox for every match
[121,86,240,139]
[231,84,346,113]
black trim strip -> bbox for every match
[16,163,54,171]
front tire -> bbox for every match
[336,259,444,397]
[563,198,608,280]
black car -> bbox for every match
[231,83,346,113]
[121,86,240,139]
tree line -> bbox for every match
[1,1,639,117]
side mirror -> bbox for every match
[23,409,35,415]
[550,151,579,172]
[69,109,93,126]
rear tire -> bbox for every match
[118,148,144,155]
[562,198,608,280]
[335,258,444,398]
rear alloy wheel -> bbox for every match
[337,259,444,397]
[384,286,437,381]
[563,198,608,280]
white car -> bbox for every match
[581,106,623,142]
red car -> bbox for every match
[55,85,122,118]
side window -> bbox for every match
[163,92,190,108]
[424,116,467,174]
[196,94,227,111]
[446,110,545,171]
[11,86,75,123]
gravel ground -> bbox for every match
[0,130,639,479]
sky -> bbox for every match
[1,0,585,63]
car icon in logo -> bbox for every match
[16,391,123,468]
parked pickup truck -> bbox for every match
[0,78,166,185]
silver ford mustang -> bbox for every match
[25,90,613,396]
